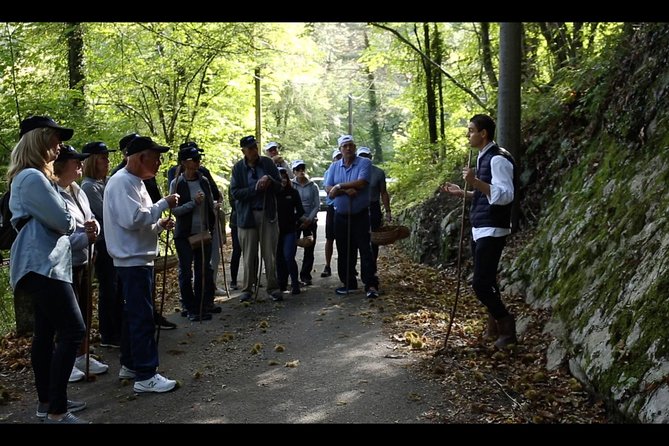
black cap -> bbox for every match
[119,133,140,152]
[82,141,117,155]
[125,136,170,156]
[55,145,90,163]
[19,115,74,141]
[178,146,202,162]
[178,141,204,152]
[240,135,257,148]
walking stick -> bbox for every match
[215,204,230,299]
[345,194,352,295]
[440,148,474,353]
[85,242,93,379]
[254,192,267,301]
[198,196,206,323]
[157,165,180,346]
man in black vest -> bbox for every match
[441,114,517,348]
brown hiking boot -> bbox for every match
[483,314,499,341]
[494,314,518,349]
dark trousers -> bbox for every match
[298,220,318,281]
[334,210,378,291]
[276,231,299,289]
[71,265,91,344]
[174,237,215,313]
[369,200,383,262]
[471,236,509,319]
[230,225,241,283]
[117,266,159,381]
[17,273,85,415]
[95,239,123,344]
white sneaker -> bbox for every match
[133,373,177,393]
[69,366,85,383]
[118,365,137,380]
[75,355,109,375]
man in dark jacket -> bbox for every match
[229,136,282,302]
[441,114,517,348]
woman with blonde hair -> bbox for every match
[9,116,87,423]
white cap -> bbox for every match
[332,149,341,160]
[291,159,306,170]
[264,141,278,152]
[356,146,371,156]
[337,134,354,147]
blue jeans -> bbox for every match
[17,273,85,415]
[174,237,215,313]
[117,266,159,381]
[95,239,123,344]
[334,210,378,291]
[276,231,299,289]
[230,226,241,284]
[297,220,317,281]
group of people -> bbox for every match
[6,112,516,424]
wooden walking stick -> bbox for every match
[198,194,207,323]
[439,148,474,354]
[157,165,180,346]
[84,241,93,379]
[215,202,230,299]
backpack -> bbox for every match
[0,188,30,254]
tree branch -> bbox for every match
[370,22,494,115]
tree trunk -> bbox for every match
[66,22,85,109]
[497,23,522,233]
[364,31,383,162]
[422,23,438,146]
[433,24,446,152]
[480,22,498,88]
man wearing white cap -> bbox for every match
[325,135,379,299]
[356,146,391,264]
[320,149,342,277]
[290,159,320,285]
[264,142,294,179]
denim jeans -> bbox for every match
[95,239,123,344]
[297,220,318,281]
[17,272,85,415]
[276,231,299,289]
[230,225,241,284]
[174,237,215,313]
[116,266,159,381]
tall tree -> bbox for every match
[364,31,383,161]
[65,22,85,109]
[497,22,522,233]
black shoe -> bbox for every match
[320,266,331,278]
[99,340,121,349]
[155,312,177,329]
[271,291,284,301]
[188,312,213,322]
[291,285,301,295]
[180,309,188,317]
[205,305,222,314]
[229,281,239,290]
[366,289,379,299]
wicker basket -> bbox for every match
[296,235,315,248]
[154,254,179,273]
[371,225,410,246]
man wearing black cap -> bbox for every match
[230,135,283,302]
[110,134,175,331]
[103,136,180,394]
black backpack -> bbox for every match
[0,187,30,254]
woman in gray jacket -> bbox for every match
[9,116,86,423]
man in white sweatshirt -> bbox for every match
[103,136,180,393]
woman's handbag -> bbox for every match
[188,231,212,248]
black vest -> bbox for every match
[470,145,515,229]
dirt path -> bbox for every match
[0,212,445,424]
